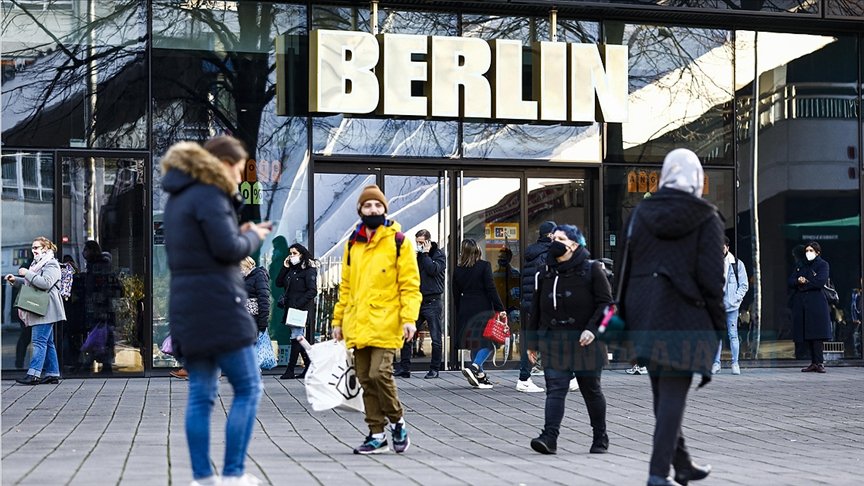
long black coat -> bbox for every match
[276,263,318,329]
[161,142,261,359]
[526,247,612,373]
[788,256,832,341]
[244,267,271,331]
[453,260,505,349]
[621,188,725,376]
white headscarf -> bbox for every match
[659,148,704,198]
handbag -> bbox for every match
[304,340,365,413]
[823,279,840,306]
[245,297,259,316]
[14,283,51,317]
[160,335,174,356]
[255,331,277,369]
[285,307,308,328]
[482,312,511,345]
[81,323,109,355]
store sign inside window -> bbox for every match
[305,29,628,123]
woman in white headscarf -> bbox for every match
[618,148,726,486]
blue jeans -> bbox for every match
[28,323,60,378]
[714,309,740,365]
[185,345,262,480]
[472,345,495,372]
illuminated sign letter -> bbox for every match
[569,44,628,123]
[309,30,379,114]
[490,39,537,120]
[532,41,568,122]
[429,36,491,118]
[378,33,428,117]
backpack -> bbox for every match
[59,262,76,301]
[345,222,405,266]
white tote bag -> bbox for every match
[304,339,365,413]
[285,307,308,327]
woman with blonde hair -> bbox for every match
[5,236,66,385]
[452,239,505,389]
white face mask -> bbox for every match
[289,255,301,265]
[805,251,816,261]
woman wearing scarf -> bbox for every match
[620,148,725,486]
[5,236,66,385]
[525,224,612,455]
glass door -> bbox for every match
[59,155,148,376]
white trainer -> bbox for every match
[731,363,741,375]
[625,364,648,375]
[711,362,721,375]
[222,473,262,486]
[190,476,220,486]
[516,377,545,393]
[569,377,580,392]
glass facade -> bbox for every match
[2,1,863,376]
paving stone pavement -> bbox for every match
[2,367,863,485]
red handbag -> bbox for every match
[482,312,511,345]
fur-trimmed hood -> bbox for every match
[160,141,237,195]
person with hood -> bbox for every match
[6,236,65,385]
[788,241,833,373]
[241,256,272,370]
[276,243,317,379]
[517,220,556,393]
[712,236,749,375]
[161,135,271,486]
[331,185,422,455]
[394,229,446,379]
[525,224,612,456]
[619,148,723,486]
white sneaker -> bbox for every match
[569,377,579,392]
[625,364,647,375]
[190,476,219,486]
[530,365,544,376]
[731,363,741,375]
[711,363,721,375]
[516,378,545,393]
[222,473,262,486]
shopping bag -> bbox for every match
[160,335,174,356]
[304,339,365,413]
[14,284,50,316]
[482,312,510,345]
[256,331,277,370]
[285,307,308,328]
[81,323,109,355]
[597,303,626,344]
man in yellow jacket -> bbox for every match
[332,184,422,455]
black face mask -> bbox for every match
[548,241,568,259]
[498,259,508,267]
[361,214,386,229]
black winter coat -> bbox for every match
[244,267,271,332]
[520,236,552,319]
[526,247,612,373]
[276,262,318,328]
[788,256,832,341]
[621,188,725,376]
[161,142,261,359]
[417,243,446,297]
[453,260,505,349]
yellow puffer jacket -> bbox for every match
[333,221,422,350]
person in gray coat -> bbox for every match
[6,236,66,385]
[620,148,724,486]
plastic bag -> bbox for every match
[304,339,364,413]
[81,323,109,355]
[256,331,277,370]
[160,335,173,356]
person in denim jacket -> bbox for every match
[711,236,749,375]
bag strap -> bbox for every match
[491,332,510,367]
[613,206,639,304]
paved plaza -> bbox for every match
[2,366,863,485]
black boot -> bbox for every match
[280,339,302,379]
[530,429,557,454]
[590,430,609,453]
[298,345,311,372]
[673,462,711,485]
[16,375,40,385]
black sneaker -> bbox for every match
[353,435,389,454]
[530,431,557,454]
[590,431,609,453]
[424,370,439,379]
[391,422,410,453]
[476,374,493,389]
[462,363,481,387]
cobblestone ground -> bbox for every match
[2,367,863,485]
